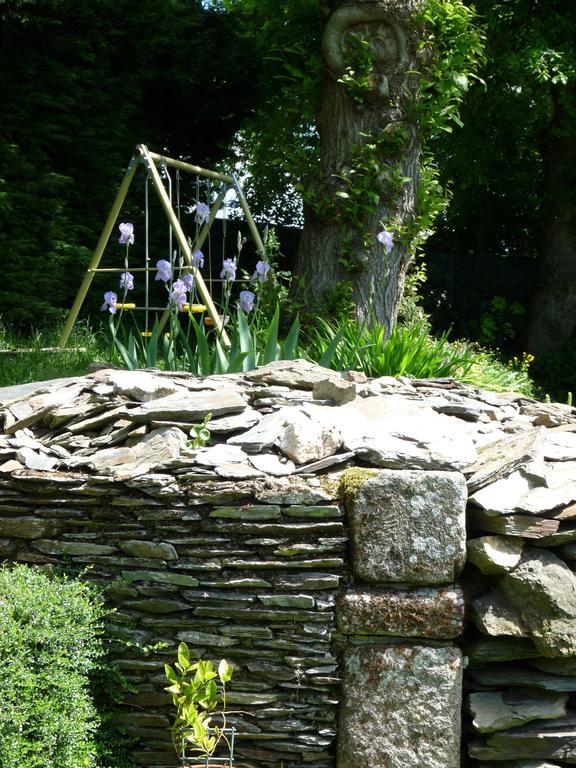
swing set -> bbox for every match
[58,143,266,350]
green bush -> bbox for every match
[0,565,106,768]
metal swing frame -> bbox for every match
[58,144,267,349]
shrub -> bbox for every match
[0,565,106,768]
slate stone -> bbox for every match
[531,658,576,676]
[195,443,248,467]
[466,638,540,665]
[336,586,465,639]
[244,359,333,390]
[96,368,184,402]
[466,429,544,492]
[124,599,191,614]
[16,447,58,472]
[313,377,357,404]
[128,388,246,423]
[0,517,51,539]
[81,427,187,478]
[468,690,568,733]
[469,714,576,762]
[33,540,117,556]
[344,469,467,584]
[176,630,238,647]
[469,667,576,692]
[471,591,526,638]
[214,463,265,479]
[470,470,538,515]
[203,408,261,434]
[208,505,282,520]
[119,540,178,561]
[227,407,293,452]
[501,548,576,656]
[278,411,342,465]
[468,508,560,539]
[467,536,524,575]
[338,397,477,471]
[477,762,561,768]
[337,645,462,768]
[248,453,296,476]
[121,570,199,587]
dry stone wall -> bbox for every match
[464,427,576,767]
[1,360,575,768]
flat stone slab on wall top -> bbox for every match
[337,644,462,768]
[343,468,467,584]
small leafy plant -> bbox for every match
[189,413,212,449]
[165,644,234,764]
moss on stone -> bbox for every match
[338,468,378,507]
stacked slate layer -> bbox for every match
[0,359,575,768]
[464,423,576,767]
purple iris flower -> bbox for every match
[182,273,194,291]
[252,260,271,284]
[220,258,237,283]
[191,250,204,269]
[377,229,394,254]
[155,259,172,282]
[195,203,210,225]
[171,279,188,309]
[119,271,134,291]
[239,290,255,313]
[118,222,134,245]
[101,291,118,314]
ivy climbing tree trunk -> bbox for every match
[295,0,424,329]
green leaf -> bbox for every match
[218,658,233,683]
[318,325,345,367]
[191,315,211,375]
[281,315,300,360]
[262,304,280,364]
[237,308,256,371]
[165,664,178,684]
[177,642,190,670]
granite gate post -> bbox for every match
[336,468,467,768]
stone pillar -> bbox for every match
[336,469,467,768]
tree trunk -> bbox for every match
[295,0,424,330]
[525,83,576,357]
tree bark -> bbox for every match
[295,0,424,330]
[525,83,576,357]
